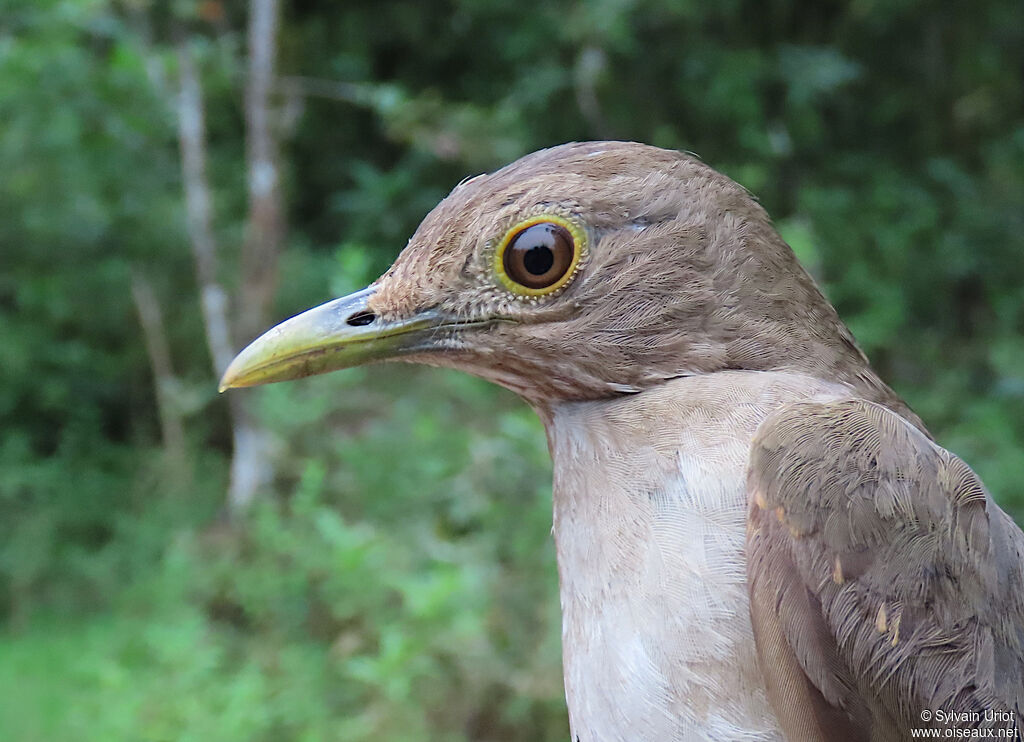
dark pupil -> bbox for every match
[523,245,554,275]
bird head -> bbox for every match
[220,141,874,406]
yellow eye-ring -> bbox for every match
[493,215,586,296]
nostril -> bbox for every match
[346,310,377,327]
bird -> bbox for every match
[220,141,1024,741]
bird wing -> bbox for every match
[745,398,1024,742]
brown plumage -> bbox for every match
[748,399,1024,741]
[220,141,1024,741]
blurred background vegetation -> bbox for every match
[1,0,1022,739]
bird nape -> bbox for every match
[220,141,1024,742]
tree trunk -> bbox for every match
[175,43,235,378]
[175,38,273,516]
[240,0,284,342]
[130,267,187,465]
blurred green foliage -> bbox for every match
[1,0,1022,739]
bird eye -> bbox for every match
[494,216,585,296]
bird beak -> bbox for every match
[218,287,465,391]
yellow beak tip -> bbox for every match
[217,363,246,392]
[218,366,249,392]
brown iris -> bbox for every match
[502,222,575,290]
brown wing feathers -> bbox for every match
[746,398,1024,740]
